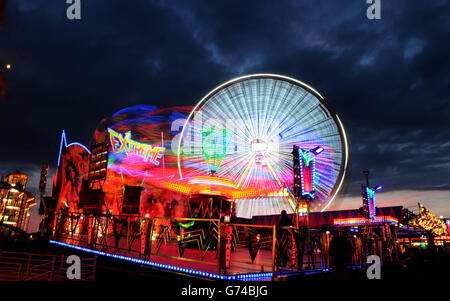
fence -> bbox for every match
[0,249,97,281]
[53,212,332,279]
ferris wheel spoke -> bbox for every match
[260,82,300,140]
[236,155,255,188]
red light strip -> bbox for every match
[333,216,398,226]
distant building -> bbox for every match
[0,171,35,231]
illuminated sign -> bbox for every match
[225,225,233,269]
[297,201,309,217]
[298,148,316,199]
[201,126,232,174]
[334,216,398,226]
[108,128,165,165]
[362,186,376,219]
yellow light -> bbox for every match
[236,155,255,188]
[6,206,20,210]
[5,64,11,69]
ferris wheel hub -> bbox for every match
[250,138,268,154]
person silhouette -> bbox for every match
[279,210,292,227]
[277,210,293,267]
[329,230,353,280]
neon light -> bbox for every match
[333,216,398,226]
[364,187,376,219]
[236,155,255,188]
[3,221,17,225]
[298,148,316,198]
[321,114,349,212]
[263,156,283,188]
[5,206,20,210]
[311,146,324,155]
[225,225,233,269]
[188,178,237,189]
[299,149,313,167]
[49,240,273,280]
[374,185,383,191]
[107,128,165,165]
[297,202,309,217]
[201,126,232,173]
[287,197,296,210]
[57,130,91,167]
[57,130,66,167]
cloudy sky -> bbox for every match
[0,0,449,232]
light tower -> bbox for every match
[361,170,382,219]
[293,145,324,228]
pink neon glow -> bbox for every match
[333,216,399,226]
[187,178,237,189]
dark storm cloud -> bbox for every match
[0,0,449,198]
[152,0,450,195]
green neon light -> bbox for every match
[175,219,196,229]
[299,149,312,167]
[367,187,375,199]
[201,126,233,173]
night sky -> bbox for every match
[0,1,449,232]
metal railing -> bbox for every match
[53,212,330,279]
[0,250,97,281]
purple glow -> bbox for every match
[311,146,324,155]
[374,185,383,191]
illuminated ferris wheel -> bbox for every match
[178,74,350,218]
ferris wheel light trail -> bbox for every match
[177,74,325,180]
[178,74,350,217]
[236,155,255,189]
[262,154,297,211]
[320,114,349,212]
[263,155,283,188]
